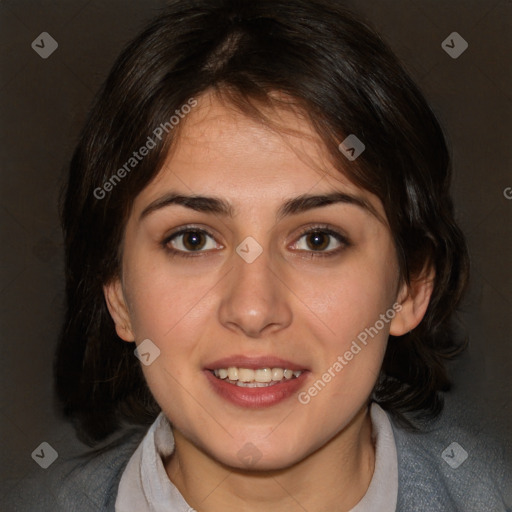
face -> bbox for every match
[105,92,428,471]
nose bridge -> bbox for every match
[218,238,292,337]
[233,241,273,296]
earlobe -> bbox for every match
[103,279,135,342]
[389,268,434,336]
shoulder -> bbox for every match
[388,400,512,512]
[7,426,147,512]
[57,427,146,511]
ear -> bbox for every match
[103,278,135,342]
[389,266,435,336]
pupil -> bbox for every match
[308,233,328,251]
[184,231,204,251]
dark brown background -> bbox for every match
[1,0,511,507]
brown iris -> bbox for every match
[182,231,207,251]
[306,232,330,251]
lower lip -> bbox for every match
[204,370,308,408]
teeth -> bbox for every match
[238,368,254,382]
[235,381,278,388]
[255,368,272,382]
[271,368,284,381]
[211,367,303,383]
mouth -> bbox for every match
[204,356,309,408]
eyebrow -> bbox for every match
[139,190,380,221]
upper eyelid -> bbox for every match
[296,224,347,237]
[164,225,217,241]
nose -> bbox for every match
[217,245,293,338]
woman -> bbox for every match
[49,0,510,510]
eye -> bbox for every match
[291,226,349,256]
[163,227,222,255]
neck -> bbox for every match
[165,404,375,512]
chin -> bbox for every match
[224,450,304,473]
[207,435,311,473]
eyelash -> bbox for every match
[161,224,350,259]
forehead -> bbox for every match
[134,91,385,220]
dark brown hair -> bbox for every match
[55,0,469,445]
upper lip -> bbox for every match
[205,355,309,372]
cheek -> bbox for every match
[125,268,208,404]
[295,251,398,340]
[122,256,207,340]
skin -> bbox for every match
[105,91,433,512]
